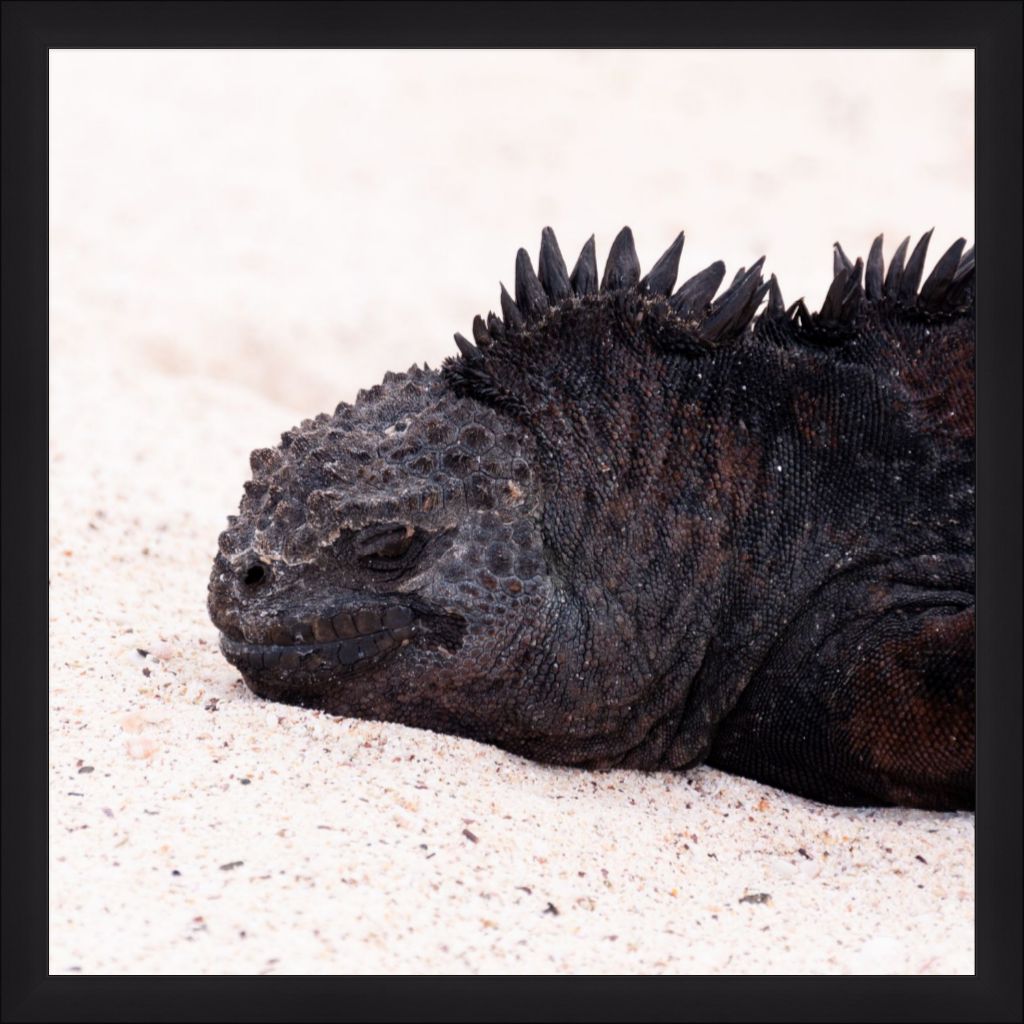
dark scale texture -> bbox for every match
[209,226,975,810]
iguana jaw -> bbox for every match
[213,593,468,702]
[218,604,417,676]
[217,599,416,648]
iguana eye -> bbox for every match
[354,523,416,562]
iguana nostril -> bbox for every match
[243,563,268,586]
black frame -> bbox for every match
[3,2,1020,1021]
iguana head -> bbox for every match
[207,366,558,743]
[209,226,975,767]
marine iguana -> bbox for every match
[208,226,975,811]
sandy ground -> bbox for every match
[49,50,975,975]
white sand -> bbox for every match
[49,50,975,974]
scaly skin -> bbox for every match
[208,227,975,810]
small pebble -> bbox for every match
[120,712,147,734]
[800,858,823,880]
[772,859,799,881]
[125,737,159,759]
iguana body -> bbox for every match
[208,227,975,810]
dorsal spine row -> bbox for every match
[442,226,975,408]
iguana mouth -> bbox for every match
[218,604,418,674]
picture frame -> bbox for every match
[4,2,1020,1019]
